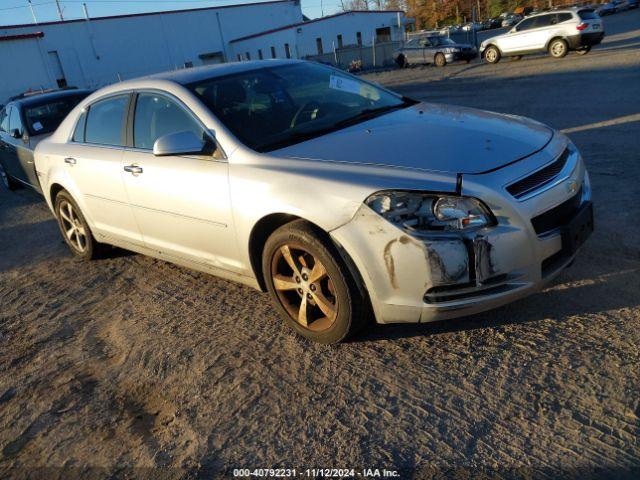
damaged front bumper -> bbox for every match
[330,135,592,324]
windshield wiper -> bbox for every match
[333,100,415,129]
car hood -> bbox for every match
[272,102,553,175]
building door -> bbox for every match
[48,51,67,88]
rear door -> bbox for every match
[121,91,241,272]
[67,94,143,245]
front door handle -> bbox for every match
[124,164,143,175]
[64,157,76,165]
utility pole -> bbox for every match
[55,0,64,21]
[27,0,38,24]
[82,2,90,20]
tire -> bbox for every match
[575,46,591,55]
[0,162,19,191]
[262,220,370,344]
[512,55,523,61]
[484,45,501,64]
[395,55,408,68]
[549,38,568,58]
[434,52,447,67]
[54,190,101,260]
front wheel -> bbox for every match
[575,46,591,55]
[0,162,19,191]
[434,53,447,67]
[262,220,369,344]
[484,46,501,64]
[54,190,101,260]
[549,39,568,58]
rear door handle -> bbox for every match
[64,157,76,165]
[124,164,143,175]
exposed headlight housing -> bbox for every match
[365,191,495,233]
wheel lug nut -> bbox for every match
[295,276,301,283]
[297,288,303,294]
[307,293,313,300]
[310,284,316,291]
[302,273,308,281]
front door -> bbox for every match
[121,92,241,273]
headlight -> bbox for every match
[365,191,494,233]
[442,48,461,54]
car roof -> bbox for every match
[10,89,93,108]
[142,59,301,86]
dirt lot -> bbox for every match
[1,9,639,480]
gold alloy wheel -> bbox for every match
[270,244,338,332]
[551,41,566,57]
[58,199,88,253]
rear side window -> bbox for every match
[133,93,204,150]
[578,10,599,20]
[85,95,129,146]
[558,13,574,22]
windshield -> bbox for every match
[431,37,456,46]
[188,62,415,152]
[23,94,88,136]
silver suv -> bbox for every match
[480,8,604,63]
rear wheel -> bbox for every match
[263,220,369,344]
[0,162,19,191]
[434,52,447,67]
[484,46,501,64]
[575,46,591,55]
[549,38,568,58]
[54,190,101,260]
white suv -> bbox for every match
[480,8,604,63]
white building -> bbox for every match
[229,10,406,61]
[0,1,406,102]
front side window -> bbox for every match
[85,95,129,146]
[9,107,24,136]
[0,107,8,132]
[189,62,413,153]
[515,18,535,31]
[133,93,205,150]
[23,94,87,136]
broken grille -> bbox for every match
[506,148,570,199]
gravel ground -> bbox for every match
[1,9,639,480]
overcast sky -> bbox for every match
[0,0,344,26]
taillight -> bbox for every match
[576,23,588,31]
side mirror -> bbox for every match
[153,130,215,157]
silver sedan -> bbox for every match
[34,60,593,343]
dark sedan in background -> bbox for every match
[0,89,91,193]
[394,35,478,67]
